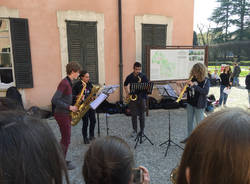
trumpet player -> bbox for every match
[124,62,148,137]
[181,63,210,143]
[72,70,96,144]
[51,61,81,170]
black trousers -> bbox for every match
[128,97,146,133]
[82,109,96,138]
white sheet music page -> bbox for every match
[90,93,108,110]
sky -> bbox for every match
[193,0,218,32]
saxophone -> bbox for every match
[176,76,193,103]
[125,75,141,104]
[170,166,178,184]
[71,83,100,126]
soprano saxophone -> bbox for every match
[176,76,193,103]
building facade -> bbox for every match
[0,0,194,109]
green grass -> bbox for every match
[208,66,250,77]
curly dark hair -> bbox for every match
[83,136,134,184]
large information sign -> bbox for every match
[148,46,208,82]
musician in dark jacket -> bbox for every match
[72,70,96,144]
[185,63,210,137]
[124,62,148,137]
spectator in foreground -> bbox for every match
[83,136,150,184]
[177,108,250,184]
[245,67,250,109]
[0,111,69,184]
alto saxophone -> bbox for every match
[125,75,141,104]
[176,76,193,103]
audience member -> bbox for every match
[219,65,232,106]
[231,61,241,86]
[177,108,250,184]
[0,111,69,184]
[83,136,150,184]
[245,67,250,109]
[210,69,220,86]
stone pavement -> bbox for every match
[47,77,249,184]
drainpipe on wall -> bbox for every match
[118,0,123,102]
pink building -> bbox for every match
[0,0,194,109]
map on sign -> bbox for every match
[150,49,205,81]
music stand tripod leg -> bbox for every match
[142,132,154,145]
[106,113,109,135]
[97,113,100,137]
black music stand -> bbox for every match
[130,82,154,149]
[157,85,184,157]
[90,85,119,137]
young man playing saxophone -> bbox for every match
[124,62,148,137]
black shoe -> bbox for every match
[89,136,96,141]
[180,137,188,144]
[84,137,90,144]
[66,161,76,170]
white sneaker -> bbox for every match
[130,130,137,138]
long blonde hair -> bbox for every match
[190,63,207,82]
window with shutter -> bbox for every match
[0,18,33,89]
[67,21,98,84]
[142,24,167,74]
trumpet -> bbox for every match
[176,76,193,103]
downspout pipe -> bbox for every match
[118,0,123,102]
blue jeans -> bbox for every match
[233,76,239,86]
[219,85,228,105]
[187,104,205,136]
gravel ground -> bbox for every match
[47,77,249,184]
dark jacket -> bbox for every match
[232,65,241,78]
[220,72,232,87]
[187,77,210,109]
[51,77,72,114]
[246,73,250,90]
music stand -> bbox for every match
[130,82,154,149]
[156,85,184,157]
[90,85,119,137]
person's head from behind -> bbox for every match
[190,63,207,82]
[133,62,142,76]
[66,61,81,79]
[79,70,90,83]
[0,111,69,184]
[83,136,134,184]
[177,108,250,184]
[214,69,218,74]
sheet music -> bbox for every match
[90,93,108,110]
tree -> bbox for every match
[209,0,234,43]
[193,31,198,45]
[231,0,250,41]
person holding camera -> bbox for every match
[82,136,150,184]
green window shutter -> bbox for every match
[67,21,81,62]
[67,21,98,84]
[84,22,98,84]
[142,24,167,74]
[10,18,33,88]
